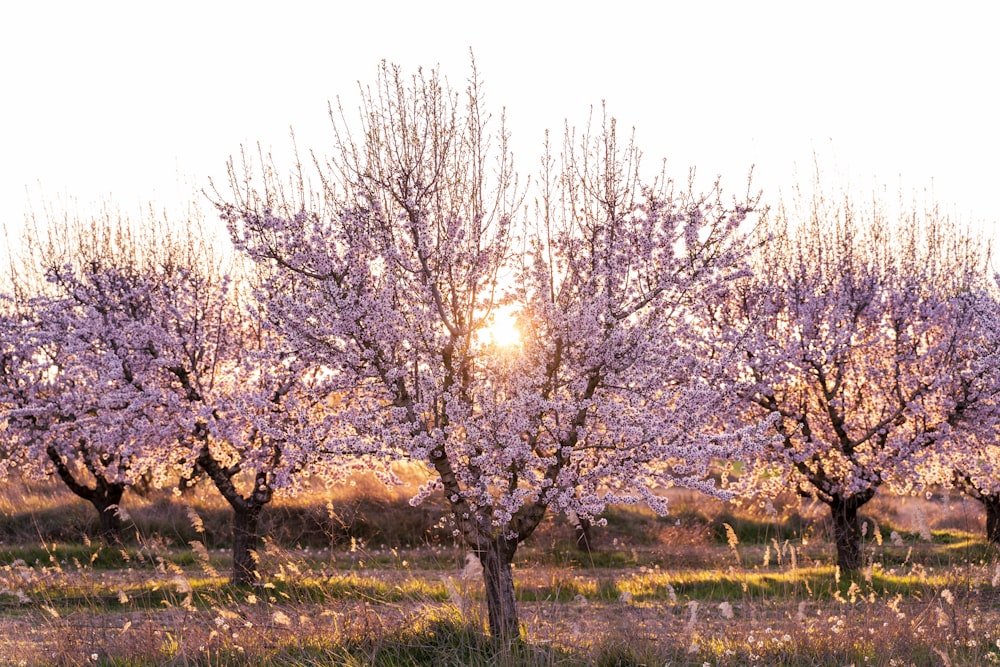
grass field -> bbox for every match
[1,476,998,666]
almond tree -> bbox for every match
[2,209,348,578]
[1,216,179,542]
[908,286,1000,545]
[716,183,990,571]
[147,261,357,585]
[220,60,770,638]
[78,221,353,586]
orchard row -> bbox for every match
[2,61,996,639]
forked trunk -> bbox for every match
[197,446,273,586]
[231,504,263,586]
[476,536,519,641]
[982,494,1000,546]
[46,445,126,544]
[829,494,867,572]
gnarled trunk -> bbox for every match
[91,482,126,543]
[982,494,1000,546]
[197,445,272,586]
[475,536,519,641]
[47,445,126,543]
[828,493,871,572]
[232,502,263,586]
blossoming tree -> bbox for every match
[1,216,180,541]
[715,183,990,570]
[907,286,1000,544]
[220,60,771,637]
[1,209,349,578]
[147,261,358,585]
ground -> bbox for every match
[1,479,998,666]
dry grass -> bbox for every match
[1,477,998,666]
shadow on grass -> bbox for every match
[709,510,810,545]
[0,542,198,569]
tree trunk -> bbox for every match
[982,494,1000,546]
[91,482,126,543]
[46,446,126,543]
[829,494,868,572]
[197,444,273,586]
[476,536,520,641]
[231,503,263,586]
[575,517,593,552]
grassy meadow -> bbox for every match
[1,475,999,666]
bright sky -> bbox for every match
[2,2,997,251]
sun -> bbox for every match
[482,306,522,348]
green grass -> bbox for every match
[611,565,957,602]
[0,542,200,570]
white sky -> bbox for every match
[2,1,997,251]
